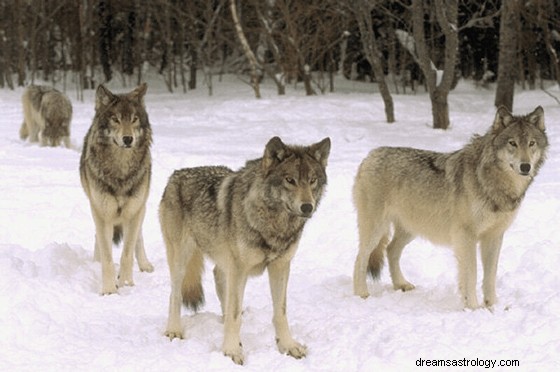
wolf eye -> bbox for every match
[528,140,535,147]
[309,178,317,185]
[132,115,139,123]
[285,177,296,185]
[508,140,517,147]
[110,115,119,123]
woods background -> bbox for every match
[0,0,558,128]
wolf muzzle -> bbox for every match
[300,203,314,216]
[519,163,531,176]
[123,136,133,147]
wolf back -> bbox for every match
[20,85,73,147]
[352,106,548,309]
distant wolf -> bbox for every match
[353,106,548,309]
[159,136,331,365]
[80,83,154,295]
[20,85,73,147]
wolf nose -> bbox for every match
[122,136,133,146]
[300,203,314,215]
[520,163,531,175]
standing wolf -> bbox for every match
[20,85,73,147]
[353,106,548,309]
[159,136,330,365]
[80,83,154,295]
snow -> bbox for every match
[1,75,559,371]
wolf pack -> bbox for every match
[19,83,549,365]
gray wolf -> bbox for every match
[353,106,548,309]
[20,85,73,147]
[159,136,331,365]
[80,83,154,295]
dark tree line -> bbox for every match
[0,0,559,127]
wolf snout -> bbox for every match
[122,136,133,147]
[300,203,314,216]
[520,163,531,175]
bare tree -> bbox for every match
[351,0,395,123]
[230,0,261,98]
[252,0,287,95]
[412,0,458,129]
[494,0,520,110]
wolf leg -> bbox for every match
[93,235,101,262]
[454,233,479,309]
[480,233,503,308]
[387,224,415,291]
[134,228,154,273]
[222,264,248,365]
[164,238,193,340]
[118,207,145,287]
[353,225,387,298]
[28,119,40,142]
[62,136,71,149]
[213,265,226,317]
[19,121,29,140]
[92,211,117,295]
[268,259,307,359]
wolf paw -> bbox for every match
[139,261,154,273]
[164,330,183,340]
[101,282,118,295]
[278,339,308,359]
[394,281,415,292]
[353,285,370,299]
[223,344,244,365]
[117,277,135,288]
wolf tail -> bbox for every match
[112,225,123,245]
[367,234,389,280]
[182,249,205,311]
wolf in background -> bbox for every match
[80,83,154,295]
[353,106,548,309]
[20,85,73,147]
[159,136,331,365]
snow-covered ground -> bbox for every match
[1,76,559,371]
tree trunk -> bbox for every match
[230,0,261,99]
[495,0,520,111]
[14,0,26,86]
[353,0,395,123]
[412,0,458,130]
[431,90,450,130]
[97,0,113,82]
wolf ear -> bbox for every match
[129,83,148,107]
[527,106,545,131]
[308,137,331,168]
[95,85,116,111]
[130,83,148,100]
[492,106,513,133]
[262,136,290,171]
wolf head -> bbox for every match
[262,137,331,218]
[492,106,548,177]
[95,83,151,148]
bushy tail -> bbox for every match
[367,234,390,280]
[182,249,205,311]
[113,225,123,245]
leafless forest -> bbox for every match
[0,0,558,128]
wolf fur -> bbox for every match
[80,83,154,295]
[159,136,331,365]
[20,85,73,147]
[353,106,548,309]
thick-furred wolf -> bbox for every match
[20,85,73,147]
[353,106,548,309]
[159,136,331,365]
[80,83,154,295]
